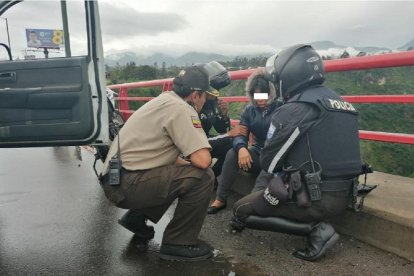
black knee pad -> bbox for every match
[245,216,316,236]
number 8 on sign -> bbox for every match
[53,30,64,45]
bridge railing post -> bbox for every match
[118,87,131,120]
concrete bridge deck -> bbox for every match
[0,147,413,275]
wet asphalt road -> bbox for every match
[1,147,413,275]
[0,147,244,275]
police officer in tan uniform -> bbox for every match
[100,66,215,262]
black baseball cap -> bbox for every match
[206,87,220,97]
[173,66,211,92]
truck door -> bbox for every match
[0,0,109,147]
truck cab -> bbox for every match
[0,0,109,147]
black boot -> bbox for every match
[242,216,339,261]
[118,210,155,240]
[293,222,339,261]
[159,242,213,262]
[230,216,246,232]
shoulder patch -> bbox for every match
[191,116,202,128]
[267,123,276,140]
[322,97,358,114]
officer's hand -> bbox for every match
[238,147,252,171]
[218,99,229,117]
[228,125,248,138]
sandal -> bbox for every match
[207,201,227,214]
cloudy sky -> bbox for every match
[0,0,413,58]
[99,0,414,56]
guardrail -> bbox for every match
[108,51,414,145]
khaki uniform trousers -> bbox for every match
[101,164,214,245]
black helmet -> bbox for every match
[265,44,325,100]
[203,61,231,90]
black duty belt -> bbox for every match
[99,167,148,183]
[319,179,354,192]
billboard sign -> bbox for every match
[26,28,64,49]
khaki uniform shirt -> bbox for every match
[103,91,211,173]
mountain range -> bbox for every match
[105,39,414,67]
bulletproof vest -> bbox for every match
[284,86,362,179]
[200,100,218,134]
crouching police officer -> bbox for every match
[100,66,215,262]
[231,44,362,261]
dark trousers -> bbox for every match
[209,136,233,177]
[233,187,350,223]
[216,147,262,202]
[101,164,214,245]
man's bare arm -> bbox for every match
[189,148,212,169]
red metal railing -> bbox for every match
[108,51,414,145]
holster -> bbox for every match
[348,177,360,212]
[288,171,311,208]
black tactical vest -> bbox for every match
[284,85,362,180]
